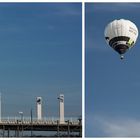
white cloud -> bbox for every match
[92,115,140,137]
[101,118,140,137]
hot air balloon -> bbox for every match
[104,19,138,59]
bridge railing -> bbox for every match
[0,117,81,125]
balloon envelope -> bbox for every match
[104,19,138,56]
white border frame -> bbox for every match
[82,1,85,138]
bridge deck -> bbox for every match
[0,119,82,132]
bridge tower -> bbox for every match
[58,94,64,124]
[36,97,42,120]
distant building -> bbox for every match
[36,97,42,120]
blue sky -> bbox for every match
[85,3,140,137]
[0,3,82,119]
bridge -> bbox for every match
[0,117,82,137]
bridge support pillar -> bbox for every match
[67,120,70,137]
[79,118,82,137]
[2,125,5,137]
[16,120,19,137]
[7,128,10,137]
[57,120,59,137]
